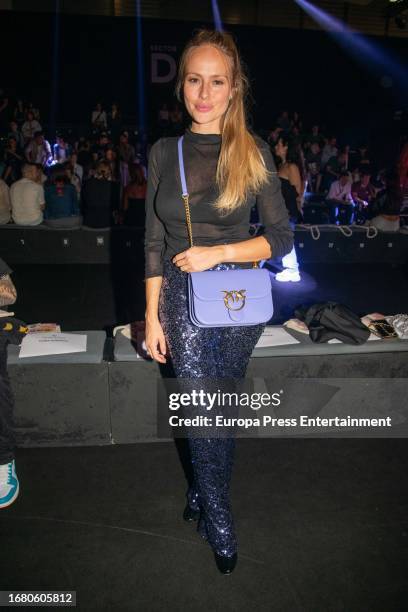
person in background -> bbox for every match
[0,256,28,509]
[267,126,283,149]
[122,162,147,226]
[276,110,290,130]
[25,131,52,166]
[91,132,110,163]
[10,163,45,226]
[68,152,83,185]
[368,168,401,232]
[107,102,122,143]
[13,99,25,126]
[307,124,325,149]
[351,169,376,221]
[25,101,40,122]
[291,111,302,132]
[158,103,170,134]
[7,121,24,150]
[321,136,338,168]
[104,146,119,182]
[21,111,42,143]
[321,150,349,193]
[81,160,120,227]
[64,162,81,199]
[118,130,135,189]
[305,141,322,193]
[53,135,71,163]
[351,144,371,172]
[44,168,81,228]
[76,139,92,180]
[326,170,354,224]
[91,102,107,133]
[3,137,24,186]
[273,133,305,282]
[0,179,11,225]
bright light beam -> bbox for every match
[211,0,224,32]
[295,0,407,98]
[49,0,61,141]
[135,0,146,136]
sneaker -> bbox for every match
[275,269,301,283]
[0,460,19,509]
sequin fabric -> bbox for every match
[159,258,266,557]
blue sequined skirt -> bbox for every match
[158,258,266,557]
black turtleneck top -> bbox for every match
[144,127,293,279]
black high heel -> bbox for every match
[183,504,200,522]
[214,551,238,574]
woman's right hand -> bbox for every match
[145,317,167,363]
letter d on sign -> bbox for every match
[151,53,176,83]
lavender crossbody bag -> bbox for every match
[177,135,273,327]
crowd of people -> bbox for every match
[0,97,406,232]
[265,110,407,232]
[0,98,147,228]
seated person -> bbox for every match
[53,135,71,164]
[10,163,45,226]
[44,168,82,228]
[351,169,376,222]
[0,178,11,225]
[2,137,24,186]
[305,142,322,193]
[25,131,52,166]
[21,111,41,143]
[321,151,348,193]
[368,169,401,232]
[326,171,354,224]
[81,161,120,228]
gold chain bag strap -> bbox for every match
[177,135,273,327]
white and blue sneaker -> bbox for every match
[275,269,301,282]
[0,460,19,509]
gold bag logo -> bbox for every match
[222,290,246,311]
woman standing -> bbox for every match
[144,29,293,574]
[274,134,305,282]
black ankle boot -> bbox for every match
[183,504,200,522]
[214,552,238,574]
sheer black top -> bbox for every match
[144,127,293,278]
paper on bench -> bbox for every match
[255,327,300,348]
[328,333,381,344]
[19,333,87,358]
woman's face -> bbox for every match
[183,44,233,133]
[275,139,288,160]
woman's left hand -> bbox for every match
[172,246,224,272]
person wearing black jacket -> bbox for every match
[81,161,120,227]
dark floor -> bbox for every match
[1,440,408,611]
[8,261,408,332]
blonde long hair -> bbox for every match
[175,28,271,216]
